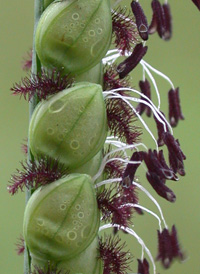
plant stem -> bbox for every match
[24,0,44,273]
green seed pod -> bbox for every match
[56,237,103,274]
[23,174,100,262]
[29,82,107,170]
[35,0,112,74]
[71,150,102,178]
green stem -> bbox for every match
[24,0,44,273]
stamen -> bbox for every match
[99,224,157,274]
[93,143,145,182]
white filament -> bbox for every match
[119,203,162,231]
[141,59,175,90]
[99,223,157,274]
[103,87,173,134]
[95,178,122,188]
[140,60,161,109]
[105,94,159,151]
[132,181,168,229]
[92,144,145,182]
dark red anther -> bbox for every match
[191,0,200,10]
[137,258,149,274]
[157,225,184,268]
[151,0,166,38]
[122,151,144,186]
[143,149,177,181]
[163,3,172,40]
[131,1,149,41]
[153,112,170,146]
[148,9,157,34]
[168,87,184,127]
[117,43,148,79]
[136,79,152,117]
[163,132,186,176]
[146,172,176,202]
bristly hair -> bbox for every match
[15,235,25,255]
[104,145,126,179]
[112,7,139,55]
[106,96,141,144]
[21,48,32,71]
[11,69,73,101]
[103,64,131,92]
[21,138,28,155]
[8,157,68,195]
[98,235,132,274]
[97,183,138,227]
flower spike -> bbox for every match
[131,0,149,41]
[157,225,184,268]
[117,43,148,79]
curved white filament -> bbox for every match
[92,143,146,182]
[132,181,168,229]
[105,94,159,151]
[119,203,162,231]
[141,59,175,90]
[103,87,173,134]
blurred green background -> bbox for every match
[1,0,200,273]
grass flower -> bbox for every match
[9,1,195,273]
